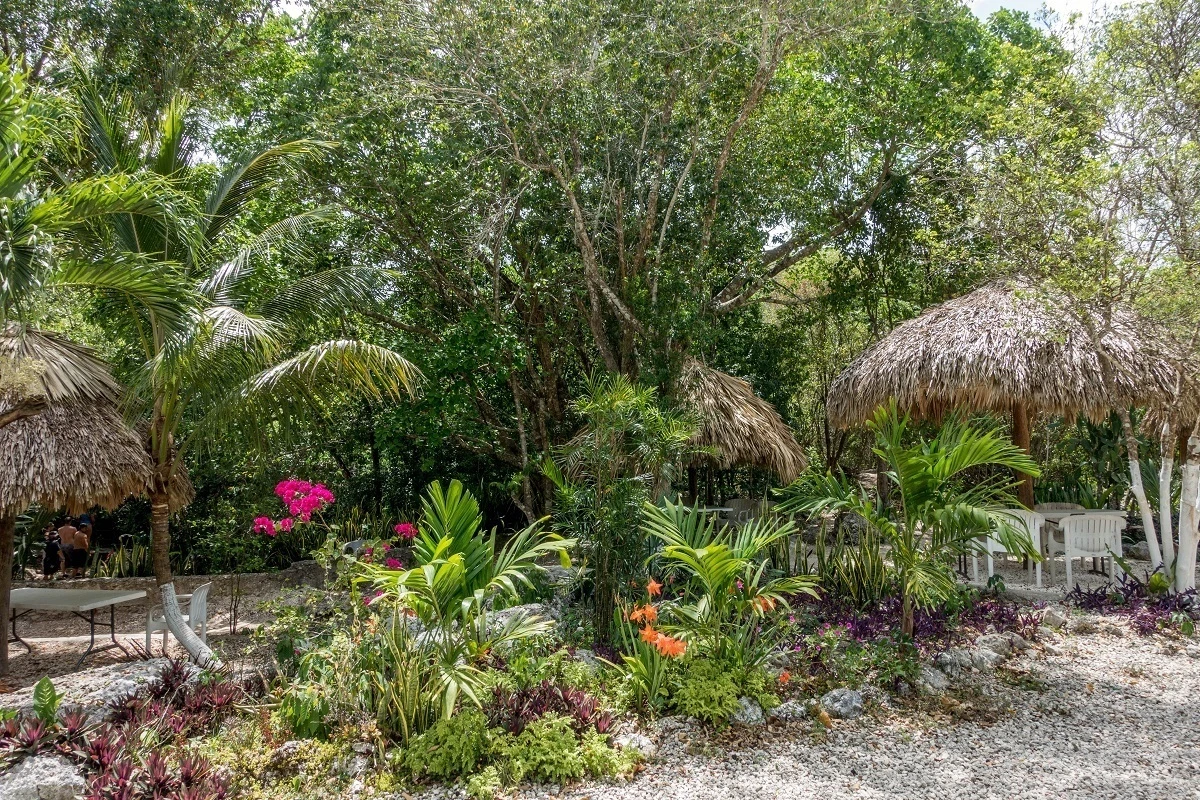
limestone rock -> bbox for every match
[767,699,808,723]
[975,633,1014,656]
[820,688,863,720]
[731,696,765,726]
[917,666,950,694]
[971,648,1006,670]
[1040,607,1069,629]
[0,756,86,800]
[935,649,973,679]
[614,732,658,758]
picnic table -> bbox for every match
[8,588,148,667]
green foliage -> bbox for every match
[810,521,891,609]
[670,660,742,726]
[495,713,585,785]
[465,766,503,800]
[402,710,494,781]
[546,373,702,644]
[357,480,574,721]
[32,677,60,724]
[781,403,1039,634]
[640,501,819,669]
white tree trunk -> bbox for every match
[159,582,219,668]
[1176,422,1200,591]
[1120,410,1162,569]
[1159,422,1176,574]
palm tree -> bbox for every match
[1,62,184,423]
[781,402,1040,636]
[45,77,421,665]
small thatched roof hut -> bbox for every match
[826,280,1178,428]
[0,326,155,674]
[677,357,807,484]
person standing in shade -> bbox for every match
[56,518,77,578]
[41,530,61,580]
[71,522,91,578]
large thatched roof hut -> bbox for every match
[0,325,154,674]
[826,279,1180,505]
[677,357,807,485]
[827,280,1178,428]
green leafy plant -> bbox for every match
[495,713,585,785]
[358,480,575,720]
[31,677,60,724]
[545,372,703,644]
[403,709,494,780]
[639,500,819,669]
[670,659,742,726]
[780,402,1039,635]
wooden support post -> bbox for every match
[1012,402,1035,509]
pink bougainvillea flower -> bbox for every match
[363,590,384,607]
[277,517,294,532]
[252,516,277,537]
[394,522,417,541]
[385,557,403,570]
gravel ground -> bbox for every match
[500,620,1200,800]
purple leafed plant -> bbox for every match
[1067,572,1199,636]
[487,680,613,735]
[1,660,245,799]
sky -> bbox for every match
[968,0,1101,25]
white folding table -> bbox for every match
[8,588,148,666]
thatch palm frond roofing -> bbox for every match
[677,358,807,483]
[0,325,162,516]
[1,323,121,404]
[827,280,1180,428]
[0,400,153,515]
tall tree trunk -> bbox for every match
[1118,408,1162,569]
[1158,421,1176,575]
[900,590,914,638]
[1176,420,1200,591]
[150,482,219,667]
[0,514,14,676]
[1011,402,1035,509]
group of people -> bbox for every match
[41,516,91,579]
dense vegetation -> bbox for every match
[12,0,1194,564]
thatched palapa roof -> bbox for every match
[827,280,1180,428]
[0,325,153,516]
[677,357,807,483]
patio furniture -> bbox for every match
[1047,514,1125,586]
[8,588,147,667]
[146,582,210,652]
[1034,502,1085,512]
[972,510,1045,588]
[726,498,760,523]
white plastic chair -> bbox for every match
[146,582,210,651]
[726,498,759,524]
[1048,515,1124,586]
[973,510,1044,588]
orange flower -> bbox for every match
[640,625,659,643]
[629,604,658,624]
[752,595,778,613]
[654,634,687,658]
[647,577,663,597]
[778,670,791,685]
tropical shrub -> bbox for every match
[669,659,742,725]
[494,713,586,785]
[545,373,702,643]
[780,402,1040,635]
[403,709,495,780]
[639,500,819,669]
[277,480,574,744]
[0,663,242,797]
